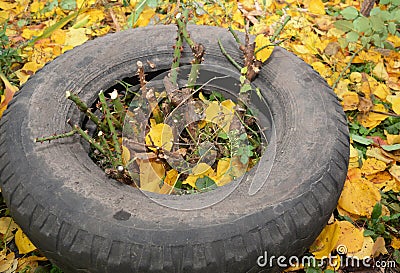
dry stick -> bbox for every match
[98,91,123,166]
[35,130,76,142]
[332,47,364,90]
[65,91,109,133]
[370,110,400,118]
[137,61,164,123]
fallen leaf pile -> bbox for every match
[0,0,399,272]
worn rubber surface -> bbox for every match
[0,25,349,272]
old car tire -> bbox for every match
[0,25,349,272]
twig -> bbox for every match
[332,47,363,90]
[218,38,241,71]
[370,110,400,118]
[35,130,76,142]
[66,91,109,133]
[98,91,123,166]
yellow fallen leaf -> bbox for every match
[391,97,400,115]
[338,177,381,217]
[361,158,387,176]
[138,159,165,193]
[310,221,340,259]
[0,72,19,117]
[134,7,156,27]
[145,123,174,151]
[308,0,325,15]
[365,147,393,164]
[65,28,88,47]
[15,228,37,254]
[337,205,361,221]
[205,101,235,132]
[292,44,309,54]
[17,255,47,273]
[350,72,362,83]
[392,237,400,249]
[210,158,234,186]
[373,62,389,81]
[341,91,359,111]
[372,237,388,257]
[358,103,388,129]
[183,163,215,189]
[0,217,18,235]
[0,252,16,273]
[335,221,364,254]
[389,164,400,182]
[122,145,130,166]
[164,169,178,186]
[255,34,274,62]
[348,236,374,259]
[385,130,400,145]
[51,29,66,44]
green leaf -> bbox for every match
[381,144,400,151]
[370,15,385,32]
[371,203,382,220]
[380,0,390,4]
[338,37,349,48]
[60,0,76,10]
[132,0,148,26]
[353,16,371,33]
[363,229,376,237]
[218,131,228,140]
[388,22,397,34]
[372,33,384,47]
[341,6,359,20]
[334,20,354,32]
[360,36,372,48]
[195,176,217,191]
[346,31,360,42]
[27,11,80,46]
[240,83,252,93]
[350,133,374,145]
[146,0,159,8]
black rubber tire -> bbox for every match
[0,25,349,273]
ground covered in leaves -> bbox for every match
[0,0,399,272]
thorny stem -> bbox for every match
[228,26,241,45]
[66,91,109,133]
[98,131,117,166]
[67,120,107,156]
[332,47,364,90]
[35,130,76,142]
[177,9,205,87]
[98,91,123,166]
[218,39,241,71]
[270,15,291,43]
[170,28,183,86]
[110,89,125,122]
